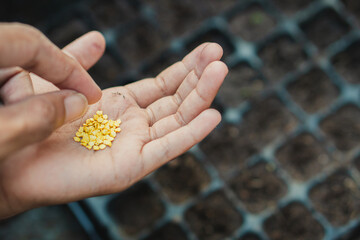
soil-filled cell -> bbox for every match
[144,222,188,240]
[228,5,276,42]
[229,162,287,213]
[310,170,360,226]
[199,123,257,176]
[186,29,235,59]
[276,133,331,181]
[107,182,165,235]
[185,191,243,240]
[89,0,135,29]
[332,40,360,84]
[300,9,350,50]
[287,69,339,113]
[320,105,360,151]
[117,22,168,66]
[264,202,324,240]
[242,97,298,147]
[89,53,124,89]
[48,19,89,49]
[154,153,211,204]
[271,0,314,15]
[258,36,307,82]
[218,63,264,107]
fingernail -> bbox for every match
[64,93,88,122]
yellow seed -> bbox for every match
[74,111,121,151]
[104,140,112,146]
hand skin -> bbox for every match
[0,23,228,219]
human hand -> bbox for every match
[0,23,102,161]
[0,26,227,219]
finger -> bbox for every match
[149,61,228,139]
[0,90,88,159]
[142,109,221,171]
[63,31,106,70]
[146,44,223,124]
[0,23,101,104]
[126,42,222,108]
[32,31,106,94]
[0,70,34,104]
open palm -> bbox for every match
[0,33,227,216]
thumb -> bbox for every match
[0,90,88,159]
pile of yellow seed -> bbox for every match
[73,111,121,151]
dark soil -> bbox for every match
[228,4,276,42]
[147,0,207,37]
[186,29,235,60]
[144,222,188,240]
[0,205,89,240]
[141,51,182,79]
[199,123,256,176]
[89,53,124,89]
[320,105,360,151]
[185,191,243,240]
[336,223,360,240]
[300,8,351,50]
[89,0,135,29]
[117,22,169,67]
[200,97,297,176]
[107,182,165,235]
[354,155,360,172]
[309,170,360,226]
[341,0,360,23]
[205,0,238,16]
[258,36,307,82]
[276,133,331,181]
[47,18,89,48]
[229,162,287,213]
[154,153,211,204]
[242,97,298,147]
[238,232,261,240]
[332,40,360,84]
[264,202,324,240]
[287,68,339,113]
[271,0,314,15]
[218,63,264,107]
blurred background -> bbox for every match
[1,0,360,239]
